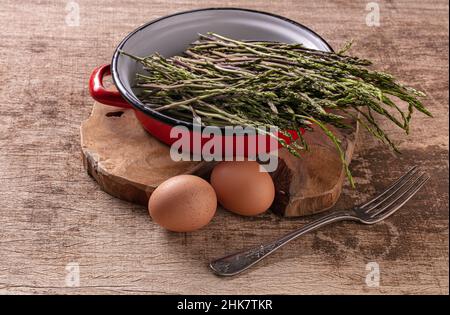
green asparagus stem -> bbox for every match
[119,33,430,187]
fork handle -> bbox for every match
[210,210,353,276]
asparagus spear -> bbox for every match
[120,33,430,186]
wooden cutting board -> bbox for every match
[80,102,358,217]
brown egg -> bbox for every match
[148,175,217,232]
[210,161,275,216]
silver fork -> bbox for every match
[210,166,429,276]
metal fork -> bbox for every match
[210,166,429,276]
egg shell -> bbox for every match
[148,175,217,232]
[210,161,275,216]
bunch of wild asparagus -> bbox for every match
[120,33,431,186]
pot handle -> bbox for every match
[89,64,132,108]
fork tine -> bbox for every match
[361,167,421,213]
[369,173,430,219]
[358,166,418,210]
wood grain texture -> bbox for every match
[80,103,205,206]
[0,0,448,295]
[271,119,358,216]
[80,102,357,216]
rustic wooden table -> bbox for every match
[0,0,448,295]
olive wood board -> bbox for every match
[80,102,358,217]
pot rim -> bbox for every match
[111,7,334,131]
